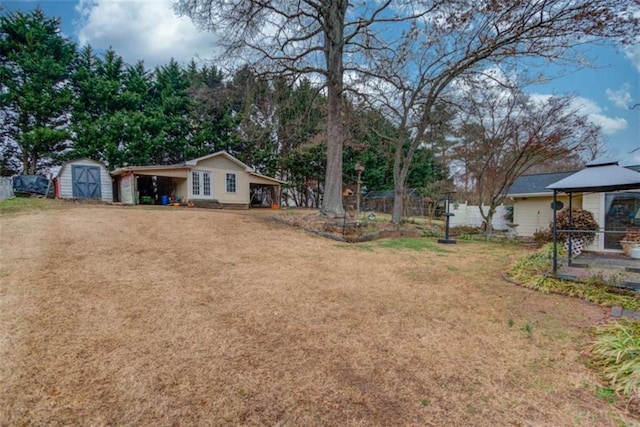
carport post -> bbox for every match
[568,193,573,266]
[552,190,558,273]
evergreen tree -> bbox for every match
[184,60,238,160]
[0,8,76,174]
[149,59,191,164]
[70,46,128,168]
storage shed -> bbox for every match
[55,159,113,203]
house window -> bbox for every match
[192,171,200,195]
[203,173,211,196]
[192,170,212,197]
[226,173,237,193]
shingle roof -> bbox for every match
[507,165,640,196]
[506,171,576,196]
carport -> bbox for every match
[111,165,188,205]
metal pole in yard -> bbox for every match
[552,191,558,274]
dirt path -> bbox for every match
[0,205,627,426]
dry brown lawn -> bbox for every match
[0,203,632,426]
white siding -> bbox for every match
[512,195,582,237]
[191,156,250,204]
[58,159,113,203]
[119,173,135,204]
[583,193,602,251]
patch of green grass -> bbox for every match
[376,238,452,253]
[446,265,458,272]
[595,386,618,403]
[508,318,514,328]
[421,229,444,238]
[0,196,65,214]
[457,233,523,245]
[524,323,533,337]
[591,320,640,398]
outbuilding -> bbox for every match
[110,151,284,208]
[55,159,113,203]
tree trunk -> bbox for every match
[322,85,344,217]
[391,141,408,223]
[319,0,346,218]
[392,184,405,223]
[481,205,496,236]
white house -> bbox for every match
[506,161,640,252]
[110,151,284,208]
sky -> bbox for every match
[2,0,639,165]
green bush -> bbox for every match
[590,320,640,398]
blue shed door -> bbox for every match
[72,165,102,199]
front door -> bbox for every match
[72,165,102,199]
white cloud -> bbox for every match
[571,96,628,135]
[530,93,628,135]
[623,8,640,73]
[625,44,640,73]
[606,84,633,109]
[75,0,218,69]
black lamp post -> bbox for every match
[355,162,365,221]
[437,191,457,244]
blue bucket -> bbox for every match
[160,195,169,205]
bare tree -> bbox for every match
[351,0,637,223]
[175,0,436,218]
[454,86,600,234]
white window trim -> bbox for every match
[190,169,214,199]
[225,172,237,194]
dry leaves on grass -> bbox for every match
[275,209,438,241]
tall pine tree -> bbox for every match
[0,8,76,174]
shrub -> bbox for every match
[555,207,599,245]
[533,228,554,246]
[590,319,640,398]
[451,225,481,236]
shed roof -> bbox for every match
[110,151,286,184]
[546,160,640,193]
[111,164,187,177]
[56,158,108,178]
